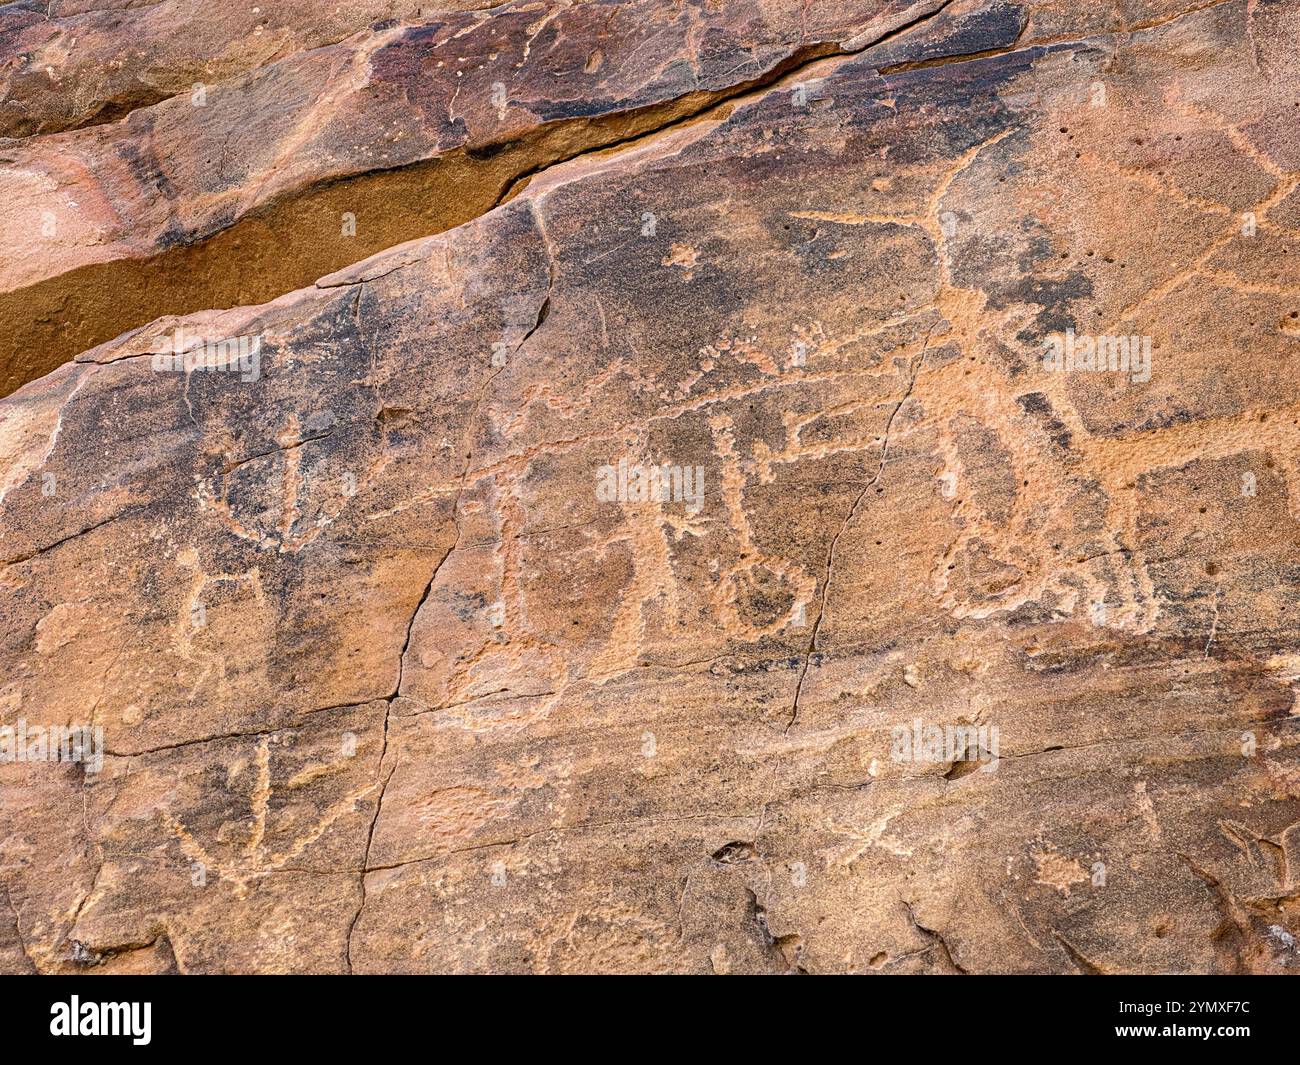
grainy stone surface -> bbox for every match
[0,0,926,394]
[2,0,1300,974]
[0,0,435,138]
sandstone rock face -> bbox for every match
[0,0,432,138]
[2,0,1300,974]
[0,0,925,395]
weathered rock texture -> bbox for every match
[2,0,1300,974]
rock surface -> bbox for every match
[0,0,925,395]
[2,0,1300,974]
